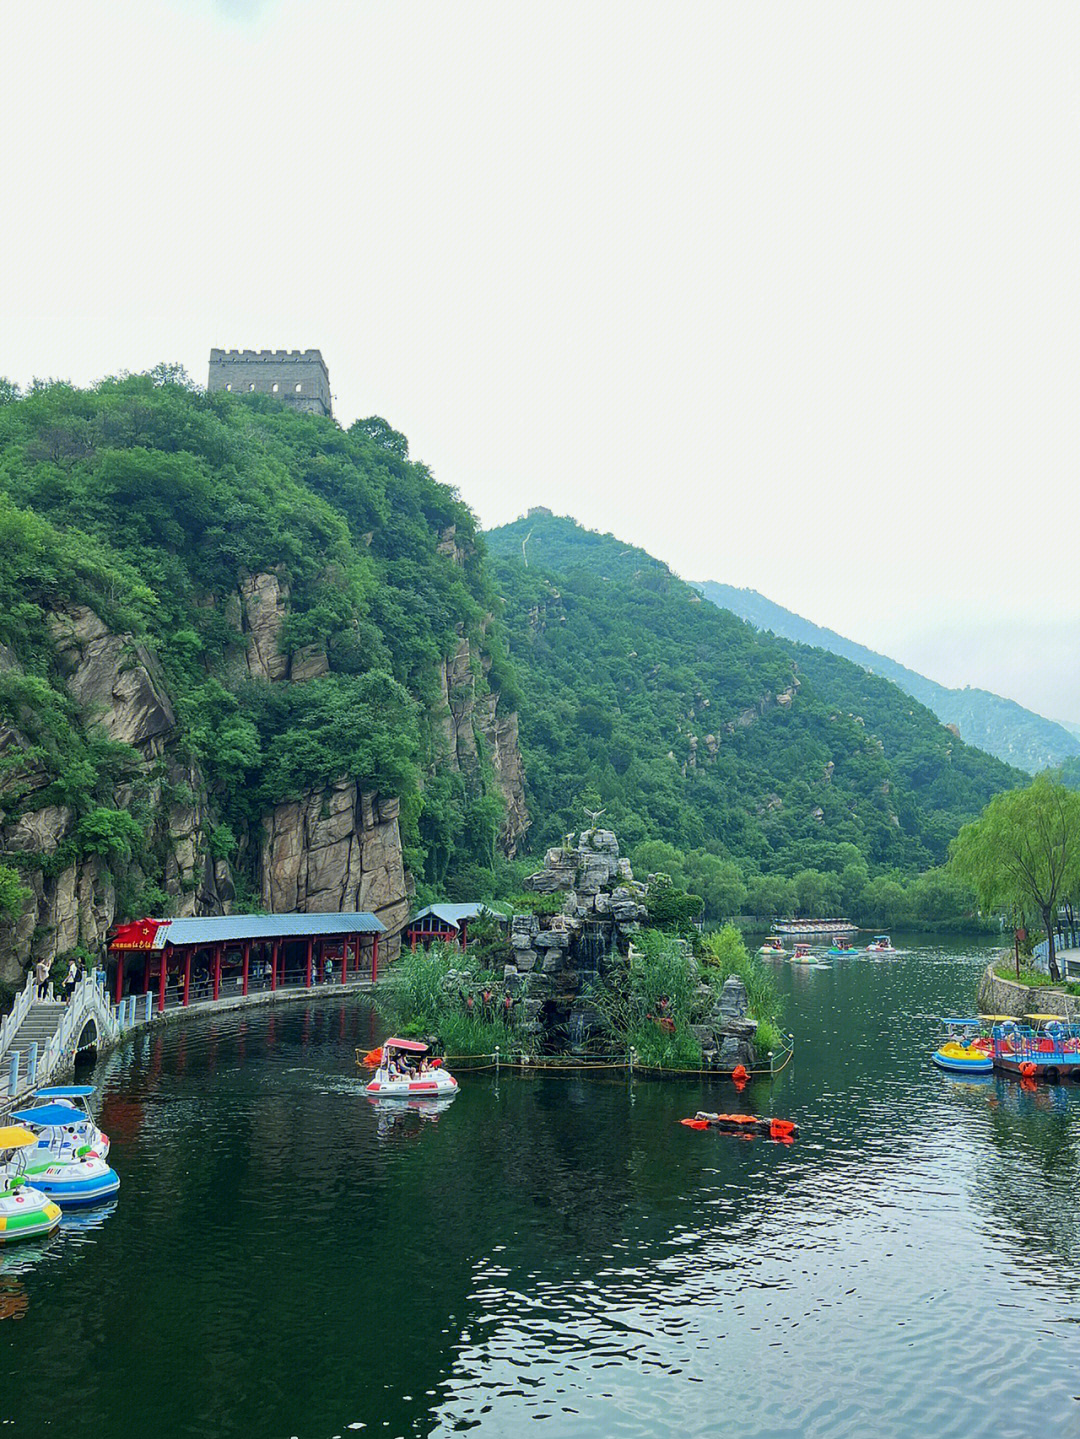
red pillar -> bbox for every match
[305,937,313,988]
[354,933,361,982]
[183,950,191,1007]
[143,956,151,994]
[242,941,250,996]
[341,936,349,985]
[270,941,278,991]
[158,947,168,1014]
[213,944,221,1001]
[371,933,379,985]
[114,953,125,1003]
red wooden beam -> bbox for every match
[242,941,250,997]
[213,944,221,1001]
[305,937,313,987]
[270,940,278,991]
[372,932,379,984]
[183,949,191,1007]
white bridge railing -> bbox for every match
[37,971,120,1083]
[0,972,35,1062]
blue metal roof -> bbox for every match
[157,913,384,946]
[32,1087,95,1098]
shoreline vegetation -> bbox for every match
[374,922,784,1071]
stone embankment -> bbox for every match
[975,960,1080,1022]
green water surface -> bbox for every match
[1,938,1077,1438]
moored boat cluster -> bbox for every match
[0,1086,120,1248]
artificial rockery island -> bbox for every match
[483,827,760,1070]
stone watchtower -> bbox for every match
[207,349,333,418]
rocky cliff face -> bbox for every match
[0,573,527,983]
[434,634,529,856]
[261,785,409,958]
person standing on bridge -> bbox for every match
[34,958,50,999]
[62,958,78,1002]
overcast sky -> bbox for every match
[4,1,1079,724]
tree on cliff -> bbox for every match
[0,864,29,923]
[950,776,1080,982]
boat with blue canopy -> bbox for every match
[7,1106,120,1207]
[26,1086,109,1157]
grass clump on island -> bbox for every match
[588,925,785,1070]
[375,927,533,1056]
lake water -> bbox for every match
[2,937,1078,1438]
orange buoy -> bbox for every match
[731,1064,749,1082]
[1019,1061,1037,1079]
[362,1047,383,1068]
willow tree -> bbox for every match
[950,776,1080,982]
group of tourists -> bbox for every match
[33,957,86,1001]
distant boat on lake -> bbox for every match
[775,918,857,938]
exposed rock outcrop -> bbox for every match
[433,633,529,855]
[261,785,408,958]
[48,606,175,748]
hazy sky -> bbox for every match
[4,2,1079,723]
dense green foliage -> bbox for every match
[374,939,531,1055]
[0,372,515,912]
[951,775,1080,981]
[486,511,1022,899]
[696,580,1080,774]
[587,926,783,1068]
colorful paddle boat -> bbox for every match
[757,936,787,957]
[7,1106,120,1208]
[790,943,815,963]
[25,1086,109,1158]
[361,1038,459,1099]
[932,1018,993,1075]
[988,1015,1080,1081]
[827,934,861,956]
[866,934,896,953]
[0,1128,62,1246]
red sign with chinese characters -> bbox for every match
[110,917,168,951]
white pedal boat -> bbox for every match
[363,1038,459,1098]
[0,1128,63,1245]
[9,1106,120,1208]
[25,1086,109,1158]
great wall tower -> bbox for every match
[208,348,333,418]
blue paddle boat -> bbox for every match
[26,1086,109,1157]
[8,1106,120,1208]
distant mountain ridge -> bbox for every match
[694,581,1080,775]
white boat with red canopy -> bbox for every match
[364,1038,459,1098]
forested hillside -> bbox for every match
[695,580,1080,774]
[0,372,523,977]
[486,510,1021,922]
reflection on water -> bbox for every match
[1,936,1078,1438]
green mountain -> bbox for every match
[0,373,525,978]
[695,580,1080,774]
[485,509,1022,877]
